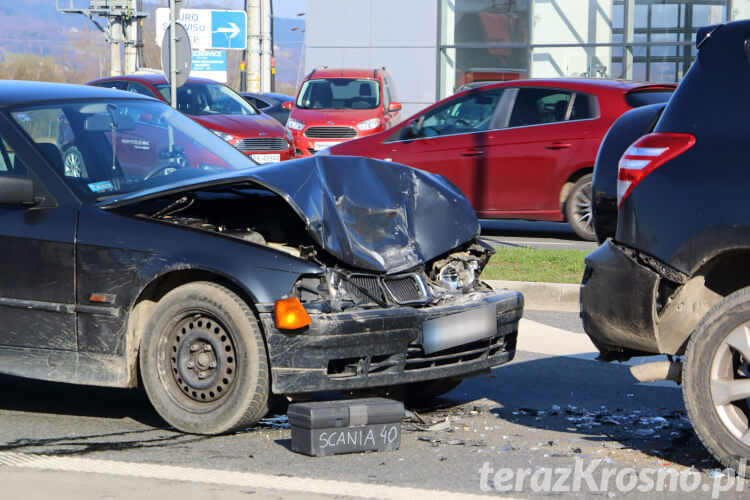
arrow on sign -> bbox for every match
[213,22,241,39]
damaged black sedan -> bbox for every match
[0,81,523,434]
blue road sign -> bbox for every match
[211,10,247,50]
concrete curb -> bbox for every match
[486,279,581,310]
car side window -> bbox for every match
[0,134,29,178]
[252,97,270,109]
[127,82,156,98]
[509,88,573,127]
[414,88,505,138]
[570,92,597,120]
[95,81,127,91]
[382,78,391,110]
[12,108,86,179]
[385,76,398,102]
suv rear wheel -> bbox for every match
[139,281,270,434]
[565,174,596,241]
[683,286,750,475]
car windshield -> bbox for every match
[10,99,257,201]
[296,78,380,110]
[154,82,258,116]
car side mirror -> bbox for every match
[0,176,38,207]
[388,102,402,113]
[281,101,293,110]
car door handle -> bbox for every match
[545,142,572,150]
[460,148,485,157]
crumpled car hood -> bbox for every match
[101,156,480,273]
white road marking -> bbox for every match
[0,451,508,500]
[517,318,597,357]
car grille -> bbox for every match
[384,275,427,304]
[235,137,288,152]
[405,333,516,371]
[304,126,357,139]
[343,275,385,304]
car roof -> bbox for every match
[308,68,381,79]
[263,92,294,101]
[88,74,220,86]
[0,79,152,107]
[470,78,676,95]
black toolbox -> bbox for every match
[287,398,404,457]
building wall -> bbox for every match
[305,0,439,118]
[531,0,613,78]
[305,0,750,114]
[732,0,750,19]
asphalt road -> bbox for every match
[0,309,744,499]
[479,219,598,252]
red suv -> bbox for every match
[285,68,401,156]
[322,79,675,240]
[87,74,294,164]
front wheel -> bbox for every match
[139,282,269,434]
[564,174,596,241]
[683,287,750,474]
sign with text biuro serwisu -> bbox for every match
[156,8,247,50]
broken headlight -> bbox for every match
[430,241,495,291]
[437,259,479,290]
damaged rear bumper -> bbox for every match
[581,241,665,356]
[258,290,523,394]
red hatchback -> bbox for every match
[87,74,295,164]
[285,68,401,157]
[323,79,675,240]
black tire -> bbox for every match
[683,286,750,474]
[139,281,269,434]
[564,174,596,241]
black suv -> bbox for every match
[582,20,750,472]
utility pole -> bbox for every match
[241,0,249,91]
[123,0,138,74]
[245,0,272,93]
[247,0,261,93]
[261,0,272,93]
[109,16,123,75]
[57,0,147,76]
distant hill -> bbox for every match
[0,0,304,90]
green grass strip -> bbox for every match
[480,246,588,284]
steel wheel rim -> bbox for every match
[710,322,750,444]
[160,312,238,412]
[572,181,594,236]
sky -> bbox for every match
[180,0,306,19]
[271,0,306,19]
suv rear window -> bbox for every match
[625,91,674,108]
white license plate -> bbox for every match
[251,153,281,164]
[314,141,342,150]
[422,305,496,355]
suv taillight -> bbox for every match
[617,132,696,209]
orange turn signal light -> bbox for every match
[274,297,312,330]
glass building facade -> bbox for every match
[439,0,746,97]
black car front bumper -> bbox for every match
[259,290,523,394]
[581,240,664,356]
